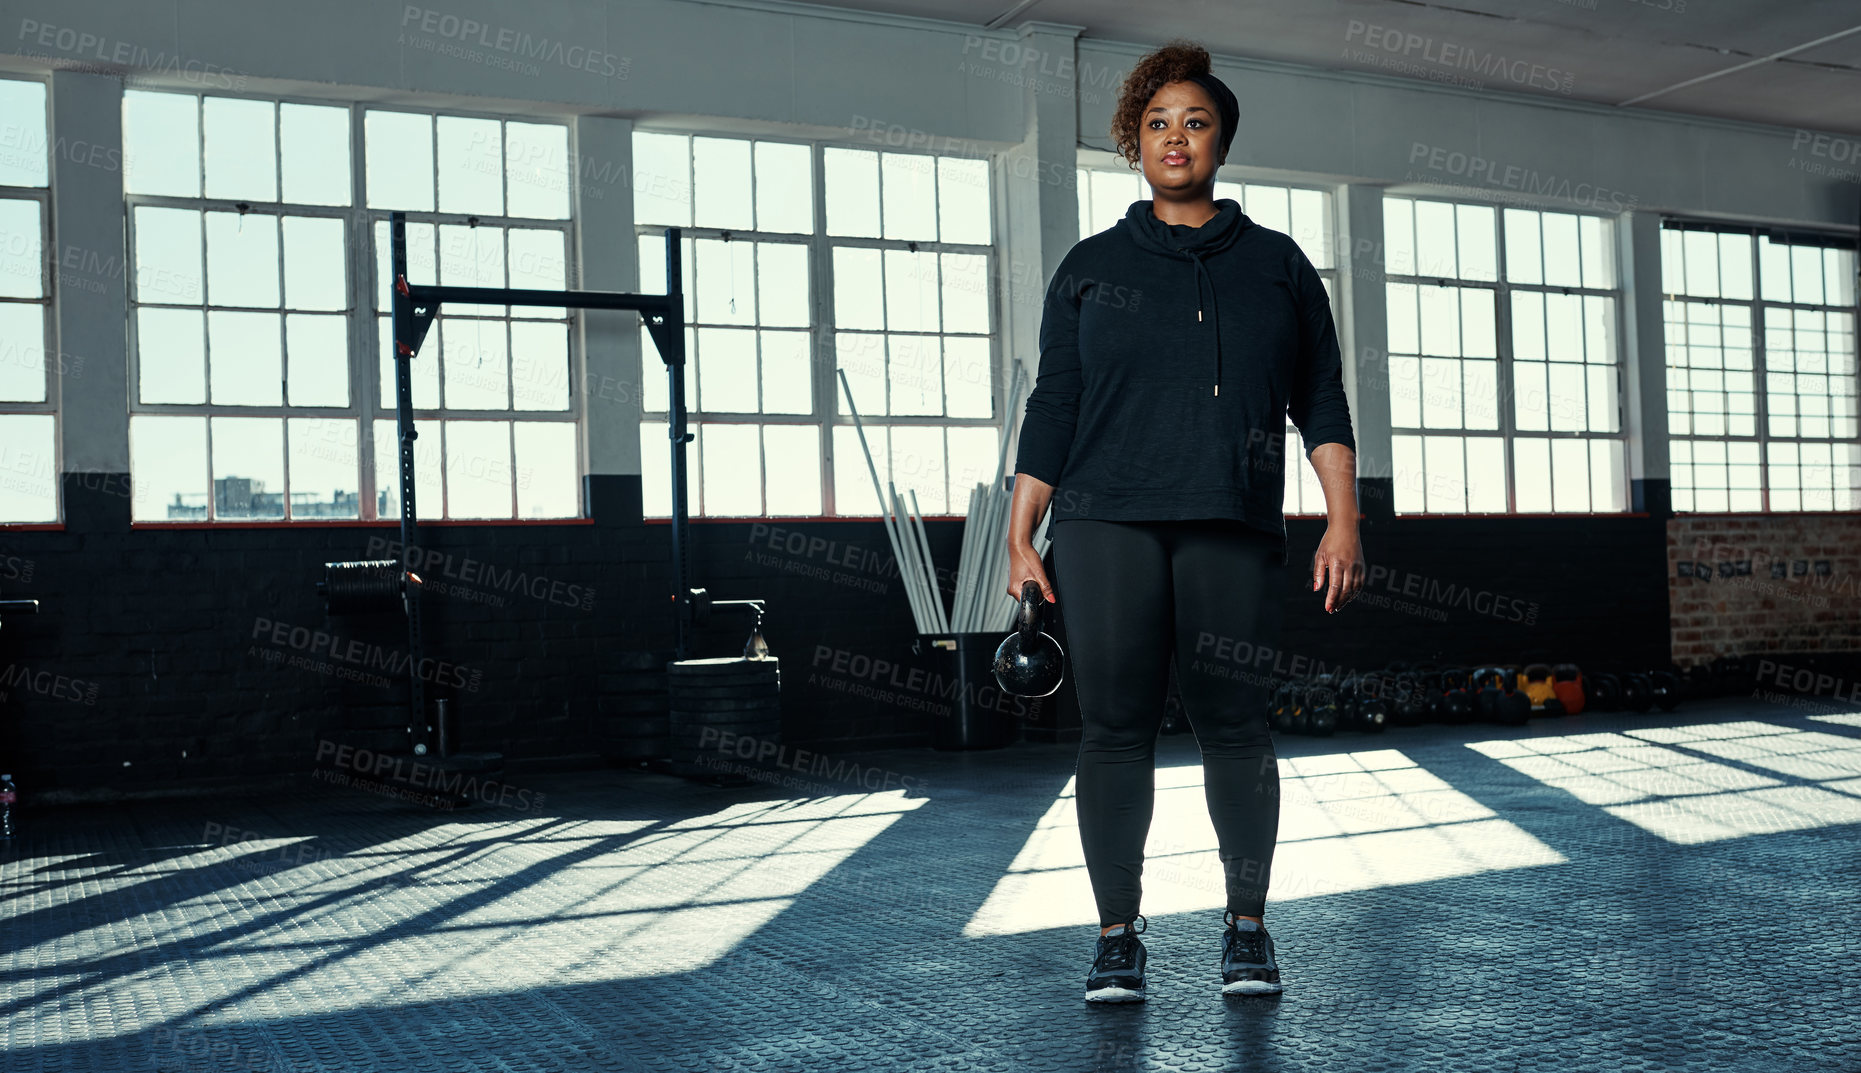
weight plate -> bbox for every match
[667,658,782,675]
[666,696,783,713]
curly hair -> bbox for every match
[1110,39,1221,171]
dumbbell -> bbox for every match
[1649,670,1681,711]
[1551,662,1585,715]
[1620,671,1653,712]
[1588,672,1623,712]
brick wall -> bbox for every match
[1667,513,1861,667]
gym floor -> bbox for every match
[4,698,1859,1072]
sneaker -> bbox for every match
[1084,915,1147,1003]
[1220,910,1283,995]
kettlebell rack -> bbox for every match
[384,211,755,756]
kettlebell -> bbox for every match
[994,580,1065,697]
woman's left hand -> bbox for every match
[1311,525,1365,614]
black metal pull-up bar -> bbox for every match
[387,210,703,756]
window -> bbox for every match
[633,132,997,518]
[1661,222,1858,512]
[1384,196,1626,514]
[1077,167,1340,514]
[122,89,577,523]
[0,77,53,524]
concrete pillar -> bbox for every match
[1622,210,1671,516]
[571,114,641,522]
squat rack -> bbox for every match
[387,211,750,756]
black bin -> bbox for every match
[918,632,1017,751]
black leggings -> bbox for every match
[1049,517,1287,925]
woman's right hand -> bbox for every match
[1005,539,1057,605]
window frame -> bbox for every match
[122,88,583,525]
[1383,193,1629,516]
[0,75,57,527]
[1660,216,1860,515]
[634,131,1002,521]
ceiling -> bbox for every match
[804,0,1861,135]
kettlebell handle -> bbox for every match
[1018,579,1045,635]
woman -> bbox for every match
[1005,40,1366,1003]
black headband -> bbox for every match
[1182,71,1239,161]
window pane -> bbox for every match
[1383,197,1415,276]
[285,313,347,407]
[889,335,941,416]
[1579,215,1611,288]
[1413,200,1455,278]
[695,237,755,325]
[282,216,345,311]
[833,247,883,330]
[280,103,351,206]
[1514,437,1550,513]
[1290,188,1330,268]
[441,318,509,409]
[1504,209,1541,285]
[0,413,54,522]
[133,207,205,306]
[880,153,936,241]
[445,420,512,518]
[757,243,809,329]
[755,141,813,235]
[205,211,280,308]
[514,421,578,518]
[831,424,887,514]
[696,327,756,412]
[137,307,207,404]
[1467,437,1506,512]
[0,199,42,298]
[211,415,285,519]
[1682,231,1720,299]
[1455,204,1495,282]
[130,414,208,521]
[760,329,810,415]
[437,116,503,215]
[511,320,570,411]
[700,423,761,515]
[824,148,879,237]
[693,136,753,230]
[884,249,937,333]
[203,97,277,202]
[938,157,990,245]
[764,424,821,515]
[0,303,45,402]
[124,91,199,197]
[505,122,569,219]
[1541,213,1580,288]
[208,311,283,406]
[941,252,988,334]
[943,335,991,419]
[364,111,433,210]
[0,80,48,187]
[287,417,360,518]
[632,131,691,228]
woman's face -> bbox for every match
[1139,80,1223,197]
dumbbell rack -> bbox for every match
[387,211,722,758]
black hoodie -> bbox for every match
[1013,197,1356,565]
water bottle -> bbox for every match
[0,774,16,840]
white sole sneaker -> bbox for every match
[1221,978,1283,996]
[1084,985,1145,1003]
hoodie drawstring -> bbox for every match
[1181,248,1220,397]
